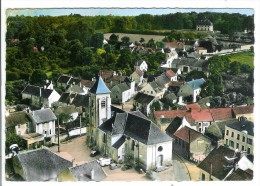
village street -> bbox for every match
[49,135,200,181]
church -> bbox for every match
[87,76,172,170]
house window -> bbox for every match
[101,100,106,108]
[247,147,251,154]
[247,138,253,145]
[237,134,240,140]
[236,143,239,149]
[231,132,234,137]
[199,123,202,126]
[44,131,47,134]
[151,91,153,94]
[199,128,201,133]
[226,139,228,145]
[18,124,20,129]
[242,136,246,142]
[230,140,234,148]
[50,129,51,135]
[202,173,205,181]
[242,145,245,151]
[131,140,135,151]
[226,130,229,136]
[158,146,163,152]
[103,133,106,143]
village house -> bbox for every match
[139,81,165,99]
[21,85,60,108]
[65,84,88,95]
[57,74,81,89]
[30,108,57,144]
[224,117,254,156]
[170,126,213,162]
[110,78,135,104]
[196,19,214,32]
[134,60,148,72]
[5,111,45,149]
[225,168,253,181]
[130,68,144,86]
[13,148,73,181]
[58,160,107,181]
[55,105,82,123]
[197,145,253,181]
[178,78,206,103]
[133,92,157,116]
[232,105,254,122]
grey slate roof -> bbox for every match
[99,111,172,145]
[68,160,106,181]
[197,19,213,26]
[112,82,130,93]
[57,75,71,84]
[15,148,72,181]
[134,92,155,104]
[66,85,84,94]
[31,108,57,124]
[155,74,170,87]
[112,135,126,149]
[22,85,54,98]
[165,117,183,135]
[227,118,254,136]
[165,93,177,102]
[6,111,32,128]
[59,93,76,104]
[197,146,236,180]
[68,77,81,85]
[72,94,89,107]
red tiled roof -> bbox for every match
[165,70,176,78]
[232,105,254,115]
[209,108,233,121]
[168,81,184,86]
[164,41,185,48]
[196,47,207,51]
[154,110,187,119]
[184,112,195,124]
[185,103,201,111]
[173,126,202,143]
[135,69,143,77]
[191,109,213,121]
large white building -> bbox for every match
[196,19,213,32]
[87,76,172,170]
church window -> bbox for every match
[131,140,135,151]
[101,99,106,108]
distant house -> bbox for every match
[130,69,144,86]
[41,80,54,90]
[58,160,107,181]
[110,78,135,104]
[185,103,201,111]
[55,105,82,123]
[133,92,157,116]
[98,111,172,171]
[196,47,208,55]
[183,109,213,134]
[65,84,88,95]
[140,81,164,99]
[197,146,253,181]
[134,60,148,72]
[21,85,60,108]
[164,92,177,104]
[224,117,254,155]
[165,116,183,135]
[225,168,253,181]
[178,78,206,103]
[232,105,254,122]
[165,70,178,81]
[57,75,81,89]
[171,126,213,162]
[13,148,73,181]
[30,108,57,143]
[196,19,213,32]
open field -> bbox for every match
[104,33,166,43]
[226,51,254,67]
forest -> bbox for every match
[5,12,254,105]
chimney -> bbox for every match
[91,169,95,180]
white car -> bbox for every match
[97,157,111,167]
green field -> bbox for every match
[227,51,254,67]
[104,33,165,43]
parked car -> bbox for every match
[154,166,168,172]
[121,164,132,171]
[109,163,121,170]
[146,170,158,181]
[90,150,100,157]
[97,157,111,167]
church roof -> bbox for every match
[89,76,111,94]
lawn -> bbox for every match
[227,51,254,67]
[104,33,165,43]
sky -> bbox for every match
[6,8,254,17]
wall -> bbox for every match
[68,127,86,137]
[58,169,76,181]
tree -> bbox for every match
[30,69,47,85]
[121,36,130,43]
[185,70,206,81]
[5,131,26,154]
[90,33,104,48]
[230,61,241,75]
[140,38,145,44]
[109,33,119,44]
[200,79,215,97]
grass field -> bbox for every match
[227,51,254,67]
[104,33,165,43]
